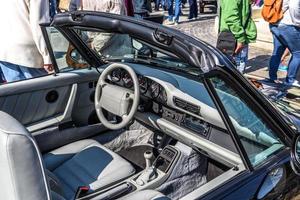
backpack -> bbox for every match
[262,0,284,24]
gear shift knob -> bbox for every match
[144,151,153,169]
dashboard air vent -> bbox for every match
[173,97,200,115]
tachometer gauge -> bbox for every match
[150,82,160,98]
[122,72,133,88]
[110,69,122,82]
[138,76,148,94]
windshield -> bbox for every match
[70,27,202,76]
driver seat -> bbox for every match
[0,111,135,200]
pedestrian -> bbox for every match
[188,0,198,20]
[50,0,59,18]
[264,0,300,86]
[167,0,182,25]
[0,0,53,83]
[217,0,257,73]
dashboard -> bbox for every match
[108,68,212,139]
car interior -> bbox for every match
[0,25,285,200]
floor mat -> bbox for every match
[117,145,159,171]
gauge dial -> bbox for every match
[122,72,133,88]
[159,88,168,103]
[150,82,160,98]
[110,69,122,82]
[138,76,148,94]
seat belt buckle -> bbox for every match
[75,186,90,199]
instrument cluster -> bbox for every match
[110,69,168,103]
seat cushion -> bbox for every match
[43,139,135,200]
[119,190,170,200]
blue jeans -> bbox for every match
[188,0,198,19]
[168,0,182,22]
[0,61,47,83]
[269,24,287,81]
[234,45,249,73]
[50,0,57,18]
[270,24,300,83]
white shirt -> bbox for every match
[0,0,51,68]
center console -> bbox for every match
[79,146,180,200]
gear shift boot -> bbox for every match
[135,151,158,186]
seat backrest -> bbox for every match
[0,111,51,200]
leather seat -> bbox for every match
[119,190,170,200]
[43,139,135,199]
[0,111,135,200]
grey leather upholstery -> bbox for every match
[0,111,51,200]
[120,190,170,200]
[0,111,135,200]
[43,139,135,200]
[0,86,70,125]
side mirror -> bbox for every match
[290,134,300,175]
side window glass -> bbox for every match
[46,27,89,72]
[210,76,285,167]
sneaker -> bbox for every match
[174,21,179,25]
[292,80,300,87]
[284,80,300,87]
[163,20,174,25]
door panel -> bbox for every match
[0,69,100,131]
[0,85,70,125]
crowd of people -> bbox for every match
[218,0,300,87]
[0,0,299,87]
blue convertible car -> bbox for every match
[1,12,300,200]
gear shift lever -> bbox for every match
[144,151,153,170]
[135,150,157,186]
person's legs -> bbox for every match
[278,25,300,83]
[188,0,194,19]
[18,66,47,79]
[174,0,182,23]
[194,0,198,18]
[168,0,174,21]
[0,61,47,83]
[269,24,286,81]
[155,0,160,10]
[50,0,57,18]
[233,45,249,73]
[0,61,26,82]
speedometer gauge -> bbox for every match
[139,76,148,94]
[150,82,160,98]
[111,69,122,82]
[122,72,133,88]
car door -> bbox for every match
[0,25,106,152]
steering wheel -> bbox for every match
[95,63,140,130]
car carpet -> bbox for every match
[156,148,207,200]
[117,145,159,171]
